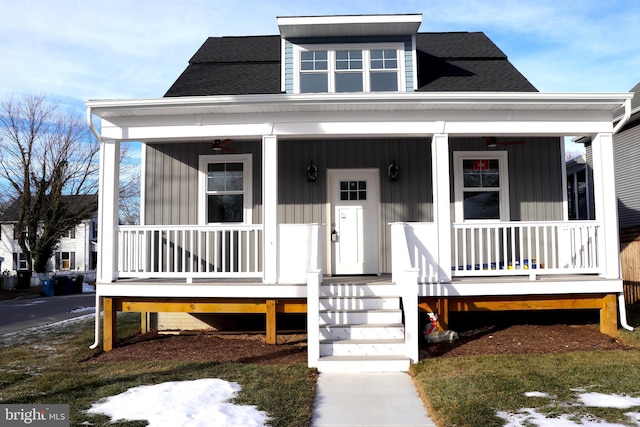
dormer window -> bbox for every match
[296,43,404,94]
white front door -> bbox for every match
[329,169,380,275]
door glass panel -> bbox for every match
[340,180,367,201]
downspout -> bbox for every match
[613,98,634,331]
[613,98,632,135]
[87,106,102,349]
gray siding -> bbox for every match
[450,137,565,221]
[144,141,262,225]
[278,138,433,272]
[615,125,640,228]
[144,136,564,273]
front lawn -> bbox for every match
[412,305,640,426]
[0,313,317,427]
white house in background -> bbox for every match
[86,13,634,373]
[0,195,99,276]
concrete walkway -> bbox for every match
[312,372,437,426]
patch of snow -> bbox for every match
[578,392,640,409]
[82,283,94,293]
[498,391,640,426]
[68,306,95,314]
[87,378,269,427]
[497,408,630,426]
[525,391,553,398]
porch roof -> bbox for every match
[87,92,633,120]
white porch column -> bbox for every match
[262,134,278,283]
[97,138,120,283]
[432,133,452,282]
[591,132,621,279]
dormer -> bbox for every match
[277,14,422,94]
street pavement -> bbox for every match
[0,292,96,335]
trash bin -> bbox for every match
[16,270,32,289]
[41,279,54,297]
[53,276,71,296]
[69,275,84,293]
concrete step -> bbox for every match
[319,296,400,311]
[319,323,405,340]
[320,283,398,297]
[319,309,403,325]
[319,338,406,357]
[316,355,411,373]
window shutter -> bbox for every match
[70,227,76,239]
[55,252,61,270]
[70,252,76,270]
[12,253,18,270]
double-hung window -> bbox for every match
[454,152,510,221]
[199,154,252,224]
[297,43,403,93]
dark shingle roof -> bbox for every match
[164,31,537,97]
[0,195,98,222]
[165,36,282,96]
[415,32,537,92]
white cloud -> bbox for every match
[1,0,638,113]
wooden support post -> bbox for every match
[600,293,618,338]
[437,298,450,330]
[103,297,117,352]
[266,299,277,344]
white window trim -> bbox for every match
[198,154,253,225]
[293,42,406,94]
[453,151,510,222]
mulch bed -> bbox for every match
[89,318,633,365]
[89,332,309,365]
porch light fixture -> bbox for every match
[388,159,399,181]
[307,161,318,182]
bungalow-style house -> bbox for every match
[86,14,634,372]
[0,195,99,279]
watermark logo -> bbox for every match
[1,405,69,426]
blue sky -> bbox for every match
[1,0,639,154]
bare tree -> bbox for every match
[119,143,141,225]
[0,94,99,273]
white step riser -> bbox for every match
[319,310,402,325]
[320,342,406,357]
[317,359,410,373]
[319,325,405,340]
[320,284,398,297]
[319,297,399,311]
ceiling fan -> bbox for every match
[212,139,235,152]
[482,136,525,148]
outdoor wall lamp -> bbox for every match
[307,161,318,182]
[388,159,399,181]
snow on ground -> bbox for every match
[86,378,269,427]
[498,391,640,426]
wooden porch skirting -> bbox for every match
[419,293,619,338]
[102,297,307,351]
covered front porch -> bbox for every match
[88,92,633,370]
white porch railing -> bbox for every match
[117,225,263,278]
[392,221,603,281]
[451,221,601,276]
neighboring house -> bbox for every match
[0,195,99,276]
[566,154,592,221]
[612,82,640,229]
[86,14,634,373]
